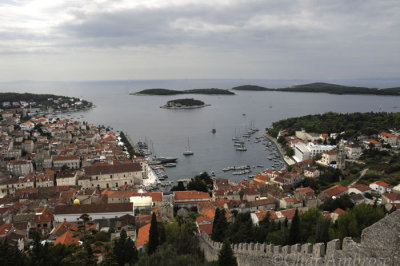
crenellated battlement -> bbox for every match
[199,210,400,265]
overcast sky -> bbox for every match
[0,0,399,81]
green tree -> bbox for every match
[148,213,159,255]
[289,209,300,244]
[113,229,138,266]
[212,209,227,242]
[218,239,238,266]
[171,181,186,191]
[0,240,28,266]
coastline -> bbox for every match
[263,132,296,166]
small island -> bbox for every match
[132,88,235,96]
[160,98,210,109]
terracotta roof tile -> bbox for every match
[174,191,210,200]
[84,163,142,176]
[198,223,213,235]
[136,223,151,247]
[55,230,80,246]
[322,185,348,197]
[54,203,133,215]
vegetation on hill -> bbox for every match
[267,112,400,139]
[211,204,388,246]
[231,85,272,91]
[232,82,400,95]
[134,88,235,95]
[165,98,205,107]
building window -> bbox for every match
[106,183,109,188]
[110,175,113,179]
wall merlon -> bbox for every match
[292,244,301,254]
[267,244,273,254]
[282,245,291,255]
[326,239,340,257]
[313,243,325,258]
[301,243,313,254]
[342,237,356,250]
[273,245,282,254]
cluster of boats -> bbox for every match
[223,165,251,171]
[232,125,260,151]
[150,164,169,180]
[137,141,152,156]
[263,140,285,170]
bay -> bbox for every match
[1,79,399,182]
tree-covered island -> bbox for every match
[161,98,210,109]
[132,88,235,95]
[232,82,400,96]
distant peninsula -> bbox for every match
[232,82,400,96]
[161,98,210,109]
[0,92,92,113]
[132,88,235,96]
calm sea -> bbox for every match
[1,79,399,181]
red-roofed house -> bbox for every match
[295,187,318,207]
[279,197,303,209]
[331,208,346,222]
[53,155,80,169]
[364,140,382,149]
[382,193,400,204]
[304,167,320,178]
[348,184,371,195]
[369,181,392,194]
[250,209,278,225]
[174,191,211,208]
[319,151,338,166]
[34,209,54,234]
[319,185,348,200]
[136,223,151,252]
[49,220,78,239]
[55,230,80,246]
[378,132,397,146]
[198,223,213,235]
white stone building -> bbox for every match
[78,163,143,189]
[293,142,336,162]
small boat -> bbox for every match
[236,146,247,151]
[164,163,177,167]
[183,137,194,156]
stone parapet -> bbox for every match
[199,210,400,265]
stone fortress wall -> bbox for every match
[199,210,400,265]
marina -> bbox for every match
[4,79,396,182]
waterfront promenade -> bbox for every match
[263,133,296,166]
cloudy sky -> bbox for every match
[0,0,399,81]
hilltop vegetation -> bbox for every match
[161,98,209,109]
[232,85,272,91]
[267,112,400,139]
[133,88,235,95]
[232,82,400,95]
